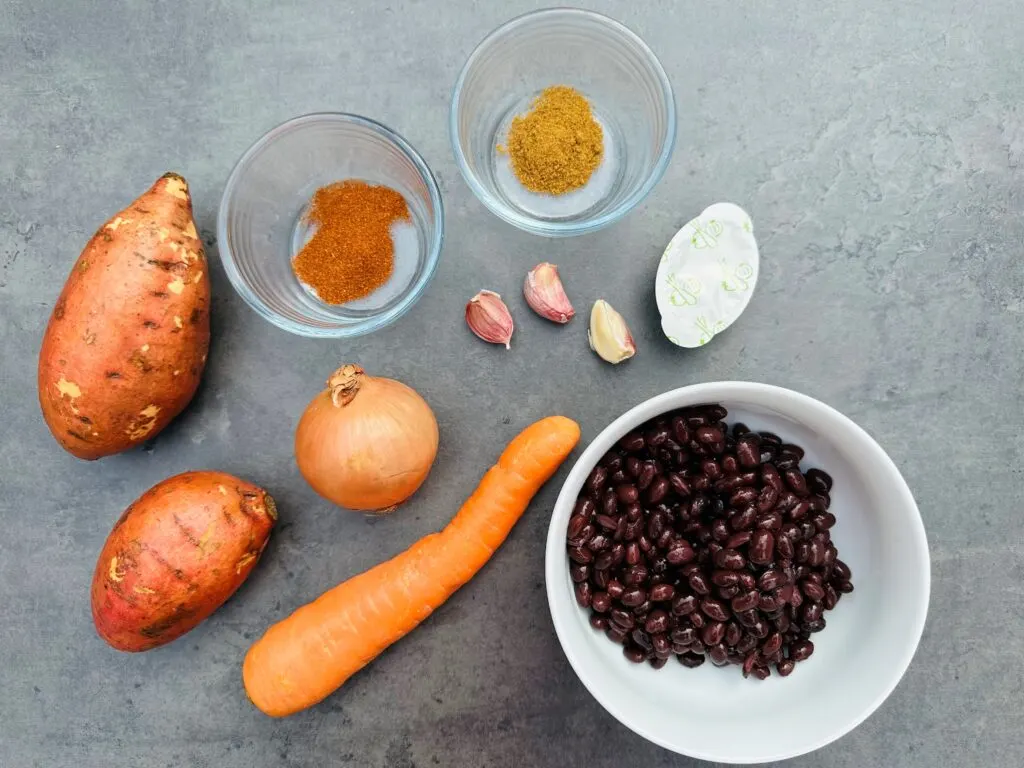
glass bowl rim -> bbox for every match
[448,7,677,238]
[217,111,445,338]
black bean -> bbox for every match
[801,579,826,602]
[646,425,671,447]
[594,513,619,532]
[606,625,628,644]
[678,653,706,668]
[619,432,645,452]
[610,608,634,629]
[666,543,696,565]
[574,581,592,608]
[643,609,669,634]
[592,592,611,613]
[805,467,833,492]
[736,436,760,467]
[833,559,852,581]
[709,643,729,666]
[652,633,672,659]
[638,534,654,554]
[790,640,814,662]
[585,465,608,493]
[836,579,855,594]
[667,472,691,498]
[711,570,740,588]
[593,569,609,592]
[636,463,656,491]
[621,587,647,607]
[756,485,779,513]
[776,659,795,677]
[802,601,823,624]
[823,584,839,610]
[804,617,826,633]
[735,635,758,654]
[717,584,741,599]
[650,583,675,602]
[731,590,760,614]
[623,645,646,663]
[749,530,775,565]
[700,598,731,622]
[758,593,782,613]
[606,579,625,600]
[624,541,640,566]
[569,563,589,584]
[623,565,648,586]
[587,534,611,553]
[589,614,610,630]
[776,534,794,559]
[714,548,746,570]
[784,468,809,496]
[615,484,638,504]
[711,518,730,542]
[631,629,653,651]
[688,571,711,594]
[702,621,726,646]
[729,505,757,531]
[671,594,699,616]
[814,512,837,531]
[725,621,743,647]
[632,600,652,618]
[762,463,784,492]
[645,476,669,504]
[568,546,592,564]
[729,487,758,508]
[725,531,753,549]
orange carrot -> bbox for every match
[243,415,580,717]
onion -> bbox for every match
[295,364,439,512]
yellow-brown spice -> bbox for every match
[502,85,603,195]
[292,180,410,305]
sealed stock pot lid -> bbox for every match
[655,202,760,348]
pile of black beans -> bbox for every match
[566,404,853,679]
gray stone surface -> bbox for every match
[1,0,1022,766]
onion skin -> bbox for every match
[294,364,439,512]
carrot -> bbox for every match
[243,415,580,717]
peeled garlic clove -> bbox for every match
[466,290,513,349]
[588,299,636,364]
[523,263,575,324]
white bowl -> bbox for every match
[545,382,930,763]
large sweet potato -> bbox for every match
[38,173,211,459]
[91,471,277,652]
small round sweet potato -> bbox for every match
[91,471,277,652]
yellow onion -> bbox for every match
[295,364,439,512]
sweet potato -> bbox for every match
[91,471,277,652]
[38,173,211,459]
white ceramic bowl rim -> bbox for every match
[545,381,930,763]
[217,111,445,338]
[449,7,677,237]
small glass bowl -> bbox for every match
[450,8,676,237]
[218,113,444,338]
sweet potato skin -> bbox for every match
[38,173,211,460]
[91,471,277,652]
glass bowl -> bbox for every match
[450,8,676,237]
[218,113,444,338]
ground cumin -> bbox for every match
[501,85,603,195]
[292,180,410,305]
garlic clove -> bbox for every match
[523,262,575,324]
[466,290,514,349]
[588,299,636,364]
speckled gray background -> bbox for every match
[1,1,1022,766]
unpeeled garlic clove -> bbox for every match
[466,290,513,349]
[523,263,575,324]
[588,299,636,364]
